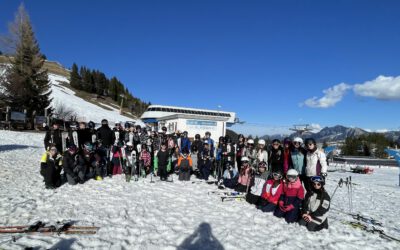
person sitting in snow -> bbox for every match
[92,149,106,181]
[274,169,305,223]
[62,144,86,185]
[235,156,253,193]
[177,149,193,181]
[258,171,284,212]
[222,161,239,189]
[246,161,269,205]
[40,144,63,189]
[299,176,330,231]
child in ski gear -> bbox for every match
[244,139,257,168]
[282,138,292,175]
[304,138,328,192]
[274,169,305,223]
[291,137,307,185]
[236,134,246,171]
[236,156,253,193]
[156,143,170,181]
[256,139,268,168]
[139,145,151,177]
[92,150,106,180]
[110,143,123,175]
[222,162,239,189]
[246,161,269,205]
[259,171,284,212]
[200,141,214,181]
[62,144,86,185]
[40,145,62,189]
[299,176,330,231]
[177,149,193,181]
[124,142,137,182]
[269,139,284,174]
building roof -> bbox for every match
[156,113,229,122]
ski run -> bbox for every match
[0,130,399,250]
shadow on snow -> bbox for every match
[178,222,224,250]
[0,144,40,152]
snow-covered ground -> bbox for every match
[0,130,399,250]
[49,74,144,126]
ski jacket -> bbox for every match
[191,140,203,153]
[302,189,330,225]
[180,137,191,153]
[305,150,328,177]
[238,165,252,186]
[244,147,257,167]
[291,148,306,175]
[140,151,151,166]
[191,153,198,171]
[216,145,223,161]
[139,132,148,145]
[40,152,62,173]
[62,152,77,176]
[222,144,235,163]
[77,128,92,148]
[236,143,245,159]
[223,168,239,188]
[97,125,115,147]
[279,179,305,208]
[261,179,283,205]
[44,129,63,152]
[256,149,269,167]
[250,172,269,196]
[177,156,192,171]
[157,150,169,166]
[268,147,284,174]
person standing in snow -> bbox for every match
[291,137,307,185]
[268,139,284,175]
[236,134,246,171]
[44,121,63,153]
[282,137,293,175]
[139,144,151,177]
[180,131,191,153]
[155,143,170,181]
[40,144,63,189]
[256,139,269,169]
[191,134,203,155]
[246,161,270,205]
[97,119,115,176]
[200,141,214,181]
[274,169,305,223]
[299,176,330,231]
[304,138,328,192]
[244,139,257,168]
[215,136,225,180]
[259,171,284,212]
[77,122,91,149]
[177,149,192,181]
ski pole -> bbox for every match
[330,178,343,201]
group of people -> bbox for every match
[40,119,330,231]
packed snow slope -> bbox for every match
[49,74,143,126]
[0,131,399,250]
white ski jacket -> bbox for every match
[305,150,328,177]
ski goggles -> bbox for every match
[272,172,282,178]
[287,175,297,180]
[311,176,324,184]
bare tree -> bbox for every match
[53,101,76,121]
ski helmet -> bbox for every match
[241,156,250,162]
[258,139,266,145]
[311,176,325,186]
[247,139,254,145]
[287,169,299,177]
[293,137,303,144]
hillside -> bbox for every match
[0,55,145,125]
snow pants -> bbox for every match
[179,170,191,181]
[274,206,300,223]
[159,164,168,181]
[42,166,61,189]
[258,200,277,212]
[299,218,328,231]
[200,160,212,180]
[246,192,261,205]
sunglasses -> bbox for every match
[272,143,280,146]
[307,143,315,146]
[293,142,301,145]
[313,182,322,187]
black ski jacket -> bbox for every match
[44,129,63,152]
[97,125,115,147]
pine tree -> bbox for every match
[0,4,52,118]
[70,63,82,89]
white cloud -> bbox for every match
[302,83,352,108]
[375,129,389,133]
[353,75,400,100]
[310,123,322,132]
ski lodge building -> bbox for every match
[140,105,236,142]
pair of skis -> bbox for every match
[342,220,400,243]
[208,190,246,202]
[0,221,99,235]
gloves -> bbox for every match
[279,201,285,211]
[284,204,294,212]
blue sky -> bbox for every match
[1,0,400,135]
